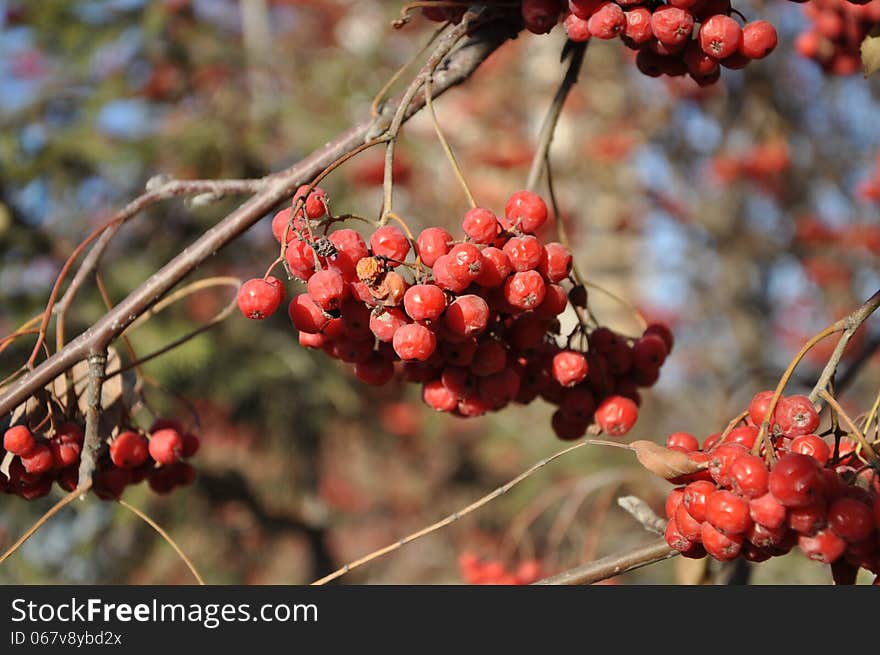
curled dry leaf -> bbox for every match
[629,440,708,480]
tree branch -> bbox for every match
[532,538,677,585]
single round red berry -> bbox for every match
[370,307,409,342]
[354,354,394,386]
[730,454,769,498]
[701,521,744,561]
[4,425,35,456]
[632,334,668,370]
[551,350,588,387]
[288,294,329,334]
[587,2,625,39]
[49,439,80,468]
[675,503,704,541]
[370,225,410,262]
[707,442,748,487]
[403,284,447,322]
[623,7,653,44]
[768,453,824,508]
[666,432,699,451]
[294,184,328,219]
[284,239,317,281]
[551,409,589,441]
[740,20,777,59]
[705,489,753,535]
[21,443,53,474]
[747,390,777,428]
[538,242,572,283]
[651,6,695,47]
[503,190,548,234]
[307,269,349,311]
[445,295,490,338]
[111,431,150,469]
[149,428,183,465]
[789,434,830,466]
[462,207,500,244]
[446,243,485,284]
[475,247,513,288]
[521,0,561,34]
[699,14,742,59]
[723,425,759,449]
[503,271,546,310]
[432,255,469,293]
[237,276,285,320]
[775,395,819,437]
[503,235,546,272]
[666,487,686,519]
[563,10,592,41]
[644,323,674,353]
[594,395,638,437]
[682,480,716,522]
[415,227,452,268]
[828,497,874,543]
[392,323,437,361]
[787,501,828,535]
[798,529,845,564]
[749,492,787,529]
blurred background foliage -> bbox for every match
[1,0,880,584]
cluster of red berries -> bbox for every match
[458,552,544,584]
[1,419,198,501]
[662,391,880,582]
[795,0,880,76]
[240,185,673,439]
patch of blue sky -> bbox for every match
[96,98,156,139]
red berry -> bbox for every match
[432,255,469,293]
[551,350,588,387]
[522,0,561,34]
[747,390,777,428]
[675,503,704,541]
[149,428,183,465]
[49,440,80,468]
[768,453,824,508]
[632,334,668,370]
[644,322,674,353]
[415,227,452,268]
[587,2,625,39]
[701,521,743,561]
[730,454,769,498]
[446,243,485,284]
[422,379,458,412]
[684,40,720,77]
[110,431,150,469]
[537,242,572,283]
[563,10,592,41]
[536,283,568,318]
[699,14,742,59]
[392,323,437,361]
[707,443,748,487]
[21,443,53,474]
[403,284,447,322]
[623,7,653,44]
[475,247,513,288]
[749,493,787,529]
[789,434,831,466]
[723,425,758,449]
[651,6,695,47]
[370,307,409,342]
[666,432,700,452]
[284,238,317,280]
[503,235,547,272]
[288,294,329,334]
[294,184,328,219]
[551,409,589,441]
[559,386,596,421]
[798,529,845,564]
[503,271,546,310]
[462,207,500,244]
[370,225,410,262]
[569,0,601,19]
[237,276,285,320]
[787,501,828,535]
[706,489,753,535]
[740,20,777,59]
[271,207,303,244]
[307,269,349,311]
[182,433,200,458]
[4,425,35,456]
[682,480,716,523]
[328,229,369,280]
[445,295,490,338]
[594,395,638,436]
[354,354,394,386]
[828,497,874,543]
[470,340,507,377]
[745,521,789,549]
[775,395,819,437]
[503,191,548,234]
[666,487,686,519]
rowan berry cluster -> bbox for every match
[458,552,544,584]
[663,391,880,581]
[795,0,880,76]
[1,418,198,501]
[240,185,673,440]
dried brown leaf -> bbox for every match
[630,440,707,480]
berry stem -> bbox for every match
[425,72,478,209]
[818,390,880,465]
[118,499,205,585]
[525,40,588,194]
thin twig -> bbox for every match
[818,390,879,464]
[118,499,205,585]
[617,495,667,535]
[532,538,676,585]
[425,73,477,208]
[525,41,587,193]
[77,349,107,488]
